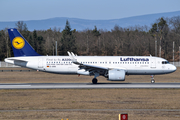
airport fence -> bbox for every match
[0,61,180,67]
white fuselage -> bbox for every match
[5,56,176,75]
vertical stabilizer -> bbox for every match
[8,28,40,57]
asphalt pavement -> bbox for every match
[1,83,180,89]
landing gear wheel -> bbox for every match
[150,75,155,83]
[92,78,98,84]
[151,79,155,83]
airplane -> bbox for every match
[5,28,177,84]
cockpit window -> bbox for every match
[162,61,170,64]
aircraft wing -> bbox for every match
[67,52,109,74]
[78,63,109,73]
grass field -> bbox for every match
[0,67,180,120]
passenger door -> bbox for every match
[38,58,43,68]
[151,58,156,68]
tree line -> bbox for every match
[0,16,180,62]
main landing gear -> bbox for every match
[151,75,155,83]
[92,72,99,84]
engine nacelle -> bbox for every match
[108,69,125,81]
[77,69,90,75]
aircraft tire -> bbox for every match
[151,79,155,83]
[92,78,98,84]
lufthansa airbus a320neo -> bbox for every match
[5,28,176,84]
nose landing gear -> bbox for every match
[151,75,155,83]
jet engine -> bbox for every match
[108,69,125,81]
[77,69,90,75]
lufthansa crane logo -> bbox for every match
[12,37,25,49]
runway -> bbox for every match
[1,83,180,89]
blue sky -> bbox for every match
[0,0,180,21]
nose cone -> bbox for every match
[171,65,177,72]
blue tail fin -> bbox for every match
[8,28,40,57]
